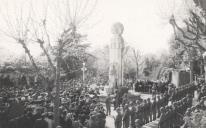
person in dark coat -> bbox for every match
[123,105,130,128]
[158,107,166,128]
[135,119,142,128]
[147,98,152,122]
[142,100,147,124]
[8,117,19,128]
[156,96,161,118]
[32,108,42,124]
[130,106,136,128]
[105,94,111,115]
[18,111,33,128]
[87,115,97,128]
[98,109,106,128]
[114,108,122,128]
[34,113,48,128]
[151,96,157,121]
[63,113,73,128]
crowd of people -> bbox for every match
[0,80,107,128]
[104,81,197,128]
[180,94,206,128]
[134,80,170,94]
[0,73,205,128]
[0,73,30,87]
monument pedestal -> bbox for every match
[171,69,190,88]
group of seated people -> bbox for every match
[134,80,170,94]
[0,81,106,128]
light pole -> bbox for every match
[81,62,87,86]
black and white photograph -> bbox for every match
[0,0,206,128]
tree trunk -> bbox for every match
[20,41,39,72]
[19,40,46,85]
[135,62,139,79]
[136,66,139,79]
[39,43,56,72]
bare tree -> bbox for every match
[168,0,206,81]
[0,0,98,126]
[169,1,206,53]
[0,0,43,77]
[132,48,143,79]
[30,0,98,126]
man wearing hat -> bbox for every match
[34,113,48,128]
[158,107,166,128]
[45,112,54,128]
[87,114,97,128]
[130,105,137,128]
[123,104,130,128]
[156,95,161,118]
[105,94,111,116]
[151,96,157,121]
[114,107,122,128]
[135,119,142,128]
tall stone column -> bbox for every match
[109,22,125,93]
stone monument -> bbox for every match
[109,22,125,93]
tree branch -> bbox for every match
[172,19,197,41]
[175,38,198,49]
[37,39,56,73]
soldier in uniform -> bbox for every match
[158,107,166,128]
[147,98,152,122]
[156,96,161,118]
[33,113,48,128]
[172,102,179,127]
[87,114,97,128]
[151,96,157,121]
[136,105,143,126]
[123,105,130,128]
[130,106,136,128]
[142,100,148,124]
[134,119,142,128]
[105,94,111,115]
[114,108,122,128]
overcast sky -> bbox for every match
[0,0,194,62]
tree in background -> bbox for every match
[0,0,41,76]
[132,48,143,79]
[168,0,206,80]
[169,0,206,57]
[0,0,98,126]
[91,45,110,82]
[142,54,161,78]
